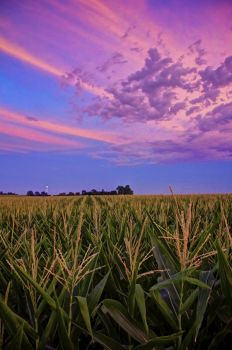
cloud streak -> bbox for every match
[0,37,62,77]
[0,37,112,98]
[0,120,82,148]
[0,107,123,146]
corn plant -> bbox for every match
[0,194,231,349]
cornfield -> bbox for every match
[0,194,231,349]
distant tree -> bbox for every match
[35,191,41,196]
[75,192,80,196]
[40,191,48,196]
[116,185,133,195]
[27,191,34,196]
[116,186,125,195]
[124,185,133,195]
[110,190,117,195]
[58,192,66,196]
[68,192,74,196]
[82,190,87,195]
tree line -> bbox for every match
[25,185,133,196]
[0,191,17,196]
[0,185,134,197]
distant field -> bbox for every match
[0,195,231,349]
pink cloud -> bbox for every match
[0,107,123,145]
[0,37,62,77]
[0,121,83,149]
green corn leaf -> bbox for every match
[38,287,66,350]
[189,229,211,260]
[195,270,215,340]
[179,289,198,314]
[110,246,127,281]
[12,265,56,309]
[184,277,211,289]
[147,211,179,271]
[150,270,189,291]
[150,290,178,331]
[134,331,183,350]
[128,278,136,316]
[38,309,58,350]
[77,296,93,337]
[135,284,149,335]
[54,292,74,350]
[97,309,119,340]
[215,241,232,306]
[0,295,21,337]
[148,215,180,318]
[93,332,125,350]
[88,272,109,316]
[102,299,149,344]
[0,296,37,340]
[179,320,198,350]
[78,250,99,297]
[36,277,59,317]
[4,322,33,350]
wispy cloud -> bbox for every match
[97,52,128,72]
[0,120,82,148]
[0,37,62,76]
[0,107,123,146]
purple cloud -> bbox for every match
[170,102,186,114]
[186,55,232,111]
[85,47,198,123]
[25,116,38,122]
[97,52,128,73]
[188,39,207,66]
[130,47,142,53]
[62,67,94,93]
[186,106,200,115]
[120,24,136,39]
[64,43,232,164]
[200,56,232,88]
[197,102,232,132]
[93,132,232,165]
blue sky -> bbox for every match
[1,152,231,194]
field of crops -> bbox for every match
[0,194,231,349]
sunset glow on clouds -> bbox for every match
[0,0,232,193]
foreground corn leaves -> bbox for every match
[0,195,231,349]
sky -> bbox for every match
[0,0,232,194]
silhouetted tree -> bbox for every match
[116,185,133,195]
[116,186,125,195]
[124,185,133,195]
[27,191,34,196]
[0,191,17,196]
[40,191,48,196]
